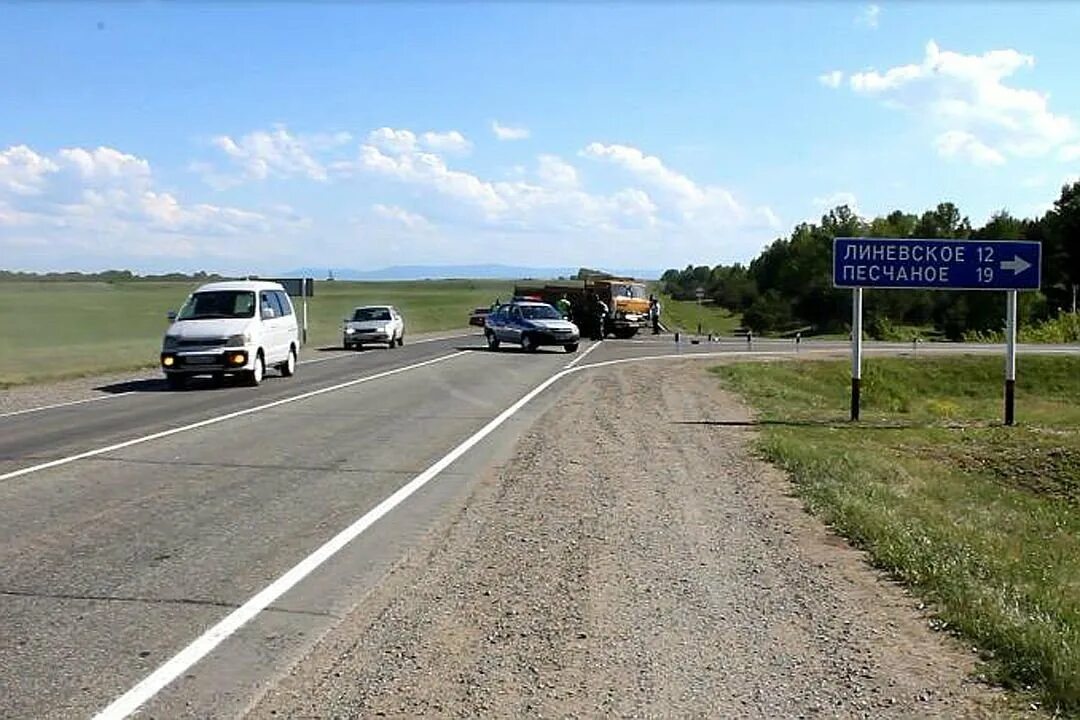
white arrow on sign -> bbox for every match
[999,255,1032,275]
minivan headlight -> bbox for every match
[225,333,250,347]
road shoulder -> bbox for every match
[247,360,1017,718]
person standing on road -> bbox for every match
[556,294,572,320]
[596,297,609,340]
[649,295,662,335]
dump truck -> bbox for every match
[513,277,651,339]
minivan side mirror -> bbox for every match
[166,310,177,321]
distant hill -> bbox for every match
[284,264,662,281]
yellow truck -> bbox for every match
[513,277,651,338]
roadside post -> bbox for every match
[834,238,1040,425]
[1005,290,1017,425]
[695,286,705,337]
[851,288,863,421]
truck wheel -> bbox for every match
[166,374,187,390]
[564,343,579,353]
[613,327,638,339]
[486,332,500,350]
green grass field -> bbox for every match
[658,295,742,336]
[714,355,1080,714]
[0,279,513,387]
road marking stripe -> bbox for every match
[563,340,602,369]
[0,392,136,420]
[92,362,571,720]
[0,352,469,484]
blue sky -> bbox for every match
[2,2,1079,274]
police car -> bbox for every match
[484,301,580,353]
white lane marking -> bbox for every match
[0,392,136,420]
[92,362,571,720]
[299,333,475,365]
[564,340,602,369]
[0,352,469,484]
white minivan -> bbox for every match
[161,280,300,389]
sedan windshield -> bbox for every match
[354,307,391,321]
[177,291,255,320]
[519,304,562,320]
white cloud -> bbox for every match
[491,121,530,141]
[934,130,1006,166]
[1060,144,1080,162]
[203,125,355,187]
[580,142,780,231]
[0,145,59,196]
[855,4,881,29]
[183,123,781,269]
[0,143,304,266]
[420,130,472,154]
[57,146,151,184]
[366,127,419,155]
[358,144,509,217]
[833,40,1077,165]
[536,154,579,188]
[818,71,844,89]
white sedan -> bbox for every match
[343,305,405,349]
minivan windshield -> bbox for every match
[353,307,391,321]
[177,291,256,320]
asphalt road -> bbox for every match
[1,333,1076,718]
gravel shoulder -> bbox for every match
[247,360,1017,719]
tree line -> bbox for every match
[660,182,1080,339]
[0,270,224,283]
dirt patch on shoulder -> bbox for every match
[248,361,1016,719]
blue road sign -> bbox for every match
[833,238,1041,290]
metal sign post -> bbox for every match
[1005,290,1017,426]
[851,288,863,422]
[695,286,705,337]
[833,238,1041,425]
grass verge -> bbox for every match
[659,295,742,336]
[714,355,1080,715]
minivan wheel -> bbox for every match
[280,347,297,377]
[246,353,264,386]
